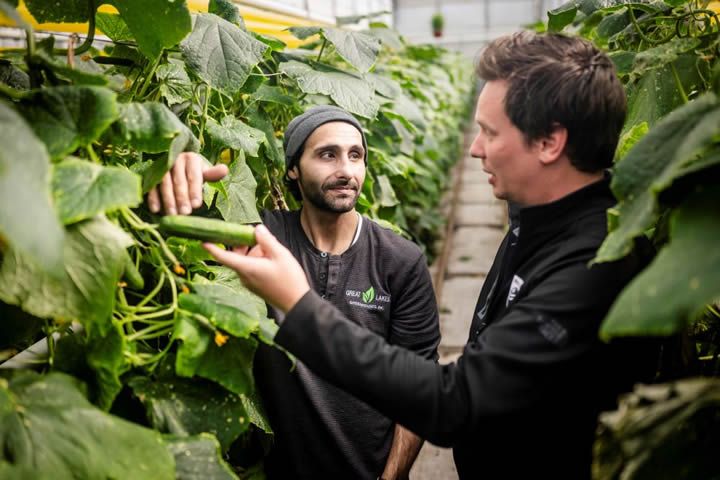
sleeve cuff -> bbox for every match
[275,289,323,345]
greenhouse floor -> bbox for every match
[411,123,506,479]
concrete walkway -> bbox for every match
[410,124,506,479]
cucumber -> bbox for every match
[159,215,256,246]
[122,251,145,290]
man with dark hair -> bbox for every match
[150,106,440,479]
[205,31,658,479]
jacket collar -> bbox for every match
[509,173,614,235]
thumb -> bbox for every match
[253,224,285,259]
[203,163,229,182]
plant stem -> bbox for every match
[317,38,327,62]
[670,62,689,103]
[0,83,29,100]
[86,144,101,163]
[126,319,174,342]
[136,50,164,100]
[198,84,211,145]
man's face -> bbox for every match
[289,121,366,213]
[469,80,543,206]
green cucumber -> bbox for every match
[122,251,145,290]
[159,215,256,246]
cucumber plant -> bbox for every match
[0,0,474,477]
[547,1,720,477]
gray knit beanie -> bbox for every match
[283,105,368,170]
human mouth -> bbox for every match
[326,183,357,194]
[483,169,495,185]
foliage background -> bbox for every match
[0,1,474,477]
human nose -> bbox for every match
[469,131,485,159]
[335,154,354,177]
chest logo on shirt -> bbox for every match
[506,275,525,306]
[346,285,390,311]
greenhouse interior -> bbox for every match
[0,0,719,479]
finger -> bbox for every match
[203,242,262,274]
[160,172,177,215]
[247,245,265,258]
[172,154,191,215]
[231,245,250,255]
[203,163,229,182]
[185,153,205,209]
[147,187,161,213]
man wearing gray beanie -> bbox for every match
[150,105,440,479]
[257,105,439,480]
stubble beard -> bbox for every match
[300,174,360,214]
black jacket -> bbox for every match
[275,177,657,479]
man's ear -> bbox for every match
[287,166,299,180]
[537,124,568,166]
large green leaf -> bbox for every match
[95,12,133,42]
[0,216,132,335]
[19,86,118,159]
[178,293,259,340]
[279,60,378,119]
[601,187,720,338]
[165,434,239,480]
[86,322,127,410]
[215,154,261,224]
[632,37,701,79]
[322,27,381,73]
[52,157,141,224]
[156,60,193,106]
[192,272,266,319]
[624,53,703,133]
[32,51,109,86]
[0,102,65,275]
[375,174,399,207]
[245,104,285,168]
[112,102,199,192]
[209,0,246,29]
[240,389,273,434]
[206,115,266,157]
[167,238,216,265]
[195,336,256,396]
[181,13,268,94]
[24,0,89,23]
[290,26,381,72]
[113,102,187,153]
[174,309,256,395]
[109,0,192,60]
[368,26,404,51]
[595,378,720,480]
[193,267,276,344]
[0,372,175,479]
[596,94,720,262]
[175,309,212,378]
[368,72,403,99]
[547,2,578,31]
[251,84,295,106]
[129,375,249,451]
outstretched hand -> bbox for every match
[148,152,229,215]
[203,225,311,314]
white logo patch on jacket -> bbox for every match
[506,275,525,306]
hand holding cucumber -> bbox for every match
[203,225,311,314]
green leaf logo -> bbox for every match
[362,286,375,304]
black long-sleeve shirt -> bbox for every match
[274,177,658,479]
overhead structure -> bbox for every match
[1,0,393,49]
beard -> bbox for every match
[299,173,360,213]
